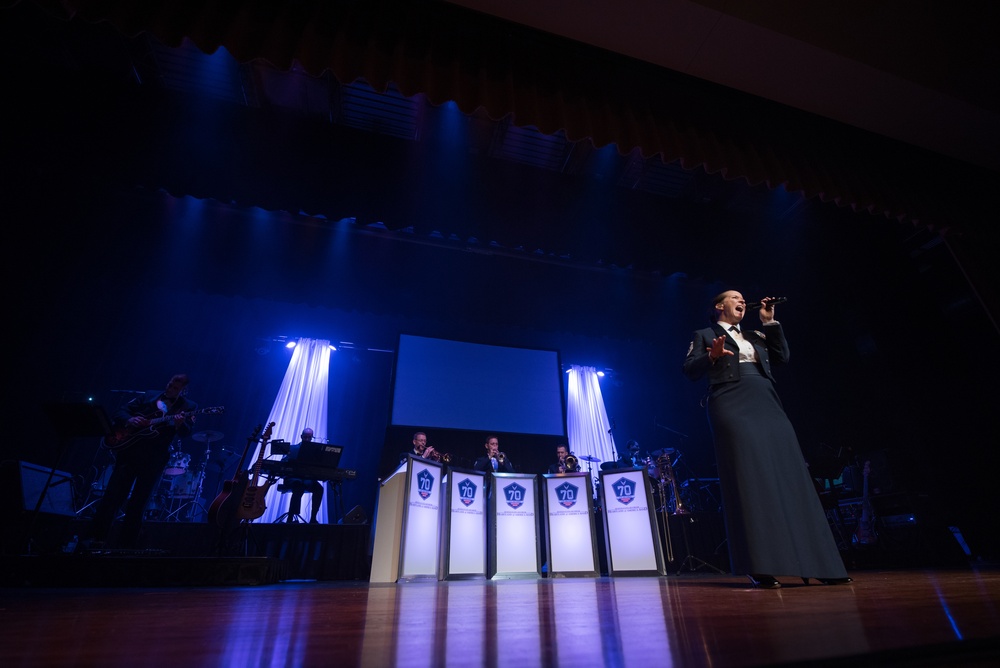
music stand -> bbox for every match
[22,403,113,553]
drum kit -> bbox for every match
[603,443,690,515]
[146,430,237,521]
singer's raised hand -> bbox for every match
[758,297,776,324]
[707,335,733,363]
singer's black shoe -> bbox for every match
[748,574,781,589]
[801,577,854,586]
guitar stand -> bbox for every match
[331,479,344,524]
[214,518,260,557]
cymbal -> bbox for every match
[209,448,236,460]
[578,454,601,463]
[651,448,675,457]
[192,430,224,443]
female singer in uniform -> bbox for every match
[683,290,852,589]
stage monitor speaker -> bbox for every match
[339,505,368,525]
[19,461,76,516]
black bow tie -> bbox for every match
[729,326,740,334]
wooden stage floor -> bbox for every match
[3,565,998,667]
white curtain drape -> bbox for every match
[565,364,616,486]
[246,338,331,524]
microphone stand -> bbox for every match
[607,418,618,464]
[601,418,618,497]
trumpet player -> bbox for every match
[401,431,443,464]
[474,435,513,473]
[548,443,579,474]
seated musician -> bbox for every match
[281,427,324,523]
[616,440,646,469]
[547,443,578,474]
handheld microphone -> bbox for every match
[746,297,788,310]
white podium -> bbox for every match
[370,455,445,583]
[542,472,600,577]
[440,466,488,580]
[489,472,542,579]
[598,467,666,576]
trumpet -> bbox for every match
[424,447,452,464]
[497,451,507,464]
[564,454,579,473]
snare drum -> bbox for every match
[164,452,191,476]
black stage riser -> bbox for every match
[3,555,284,587]
[5,513,372,586]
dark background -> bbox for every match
[3,1,998,560]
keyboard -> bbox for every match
[259,460,358,481]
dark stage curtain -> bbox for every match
[12,0,995,238]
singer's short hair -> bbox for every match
[708,290,735,323]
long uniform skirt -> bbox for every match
[707,363,847,578]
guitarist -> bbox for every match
[83,373,198,550]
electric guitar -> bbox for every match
[101,406,226,451]
[235,421,279,521]
[852,460,878,546]
[209,422,268,528]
